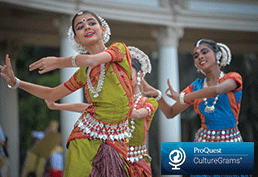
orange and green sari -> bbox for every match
[127,96,158,177]
[63,42,133,177]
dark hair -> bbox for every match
[132,58,142,73]
[72,10,102,35]
[194,39,221,53]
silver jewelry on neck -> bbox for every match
[129,94,142,134]
[133,92,141,98]
[203,72,224,113]
[87,64,106,98]
[134,94,142,110]
[137,72,141,86]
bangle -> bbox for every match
[154,90,162,101]
[71,56,77,67]
[179,92,186,104]
[8,77,20,90]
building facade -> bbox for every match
[0,0,257,176]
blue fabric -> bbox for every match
[51,152,63,170]
[190,78,242,130]
[191,175,251,177]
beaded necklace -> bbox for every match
[203,72,224,113]
[129,94,142,133]
[87,63,106,98]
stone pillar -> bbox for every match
[58,16,83,161]
[156,26,184,177]
[0,39,21,177]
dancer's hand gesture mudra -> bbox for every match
[140,79,160,97]
[165,78,180,102]
[0,54,17,87]
[29,56,61,74]
[141,78,180,102]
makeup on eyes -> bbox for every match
[75,18,97,31]
[193,48,209,59]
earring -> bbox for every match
[216,51,222,60]
[137,72,141,85]
[194,64,200,73]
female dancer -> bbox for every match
[0,10,134,176]
[141,39,250,176]
[45,46,158,177]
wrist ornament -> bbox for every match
[179,92,186,104]
[8,77,20,90]
[71,55,78,67]
[154,90,162,101]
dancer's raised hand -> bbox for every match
[140,79,160,97]
[0,54,17,87]
[29,56,61,74]
[165,78,180,102]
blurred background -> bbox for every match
[0,0,257,176]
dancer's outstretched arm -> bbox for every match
[29,52,112,74]
[0,54,72,101]
[141,77,237,118]
[141,79,189,119]
[165,78,238,104]
[45,100,90,113]
[45,100,148,120]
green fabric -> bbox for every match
[74,42,132,124]
[128,97,158,146]
[63,139,102,177]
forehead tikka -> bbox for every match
[82,18,86,22]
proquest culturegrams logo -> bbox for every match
[161,142,254,175]
[168,147,186,170]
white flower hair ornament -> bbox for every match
[128,46,152,77]
[68,15,111,54]
[217,43,232,67]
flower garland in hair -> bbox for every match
[128,46,152,77]
[67,14,111,54]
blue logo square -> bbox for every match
[161,142,253,175]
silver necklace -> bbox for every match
[203,72,224,113]
[129,95,142,133]
[87,63,106,98]
[133,92,141,99]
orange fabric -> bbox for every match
[105,139,129,159]
[220,72,242,92]
[129,158,152,177]
[64,72,83,92]
[112,62,134,117]
[220,72,242,125]
[105,44,125,63]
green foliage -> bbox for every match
[16,45,60,173]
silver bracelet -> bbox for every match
[154,90,162,101]
[71,55,77,67]
[8,77,20,90]
[179,92,186,104]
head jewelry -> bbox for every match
[128,46,152,77]
[68,13,111,54]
